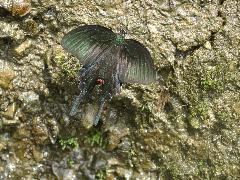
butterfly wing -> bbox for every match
[61,25,116,66]
[120,39,157,84]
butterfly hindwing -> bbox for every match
[61,25,117,66]
[120,39,157,84]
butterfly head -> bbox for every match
[114,27,127,46]
[115,34,125,45]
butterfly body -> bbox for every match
[61,25,157,125]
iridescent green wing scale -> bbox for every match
[61,25,117,66]
[121,39,157,84]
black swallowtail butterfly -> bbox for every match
[61,25,157,125]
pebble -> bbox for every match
[0,70,15,89]
[0,0,31,17]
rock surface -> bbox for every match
[0,0,239,179]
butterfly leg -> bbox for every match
[69,79,96,116]
[93,94,107,126]
[69,95,83,116]
[69,66,97,116]
[114,74,121,95]
[69,82,89,116]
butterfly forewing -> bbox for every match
[61,25,117,66]
[121,39,157,84]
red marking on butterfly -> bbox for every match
[96,79,105,85]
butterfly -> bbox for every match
[61,25,157,125]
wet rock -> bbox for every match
[52,149,86,180]
[14,39,32,56]
[14,140,33,160]
[0,70,15,89]
[80,103,98,129]
[0,141,7,151]
[52,165,76,180]
[32,146,43,162]
[0,97,9,110]
[31,117,49,145]
[233,102,240,114]
[22,19,40,35]
[107,124,130,151]
[204,41,212,50]
[1,103,16,119]
[140,159,157,171]
[0,22,25,40]
[18,90,39,104]
[2,118,20,126]
[0,88,3,95]
[117,138,131,151]
[189,117,201,129]
[18,90,40,112]
[92,150,108,171]
[12,125,31,139]
[115,167,133,179]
